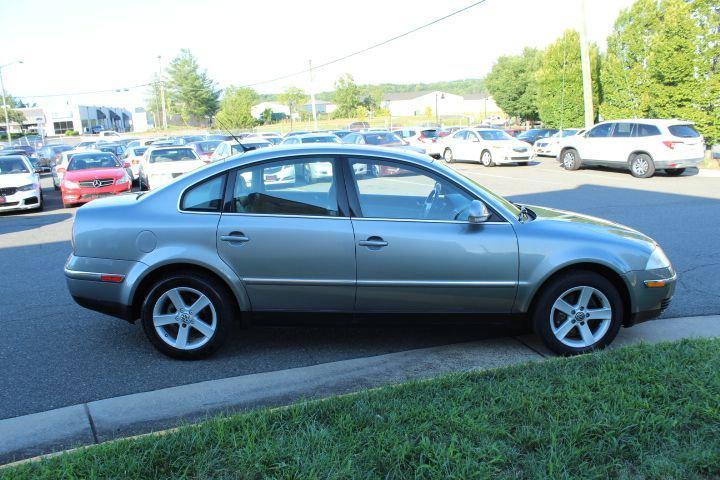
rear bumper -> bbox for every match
[65,255,148,322]
[654,157,704,169]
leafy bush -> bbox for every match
[64,130,79,136]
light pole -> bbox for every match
[435,92,444,127]
[0,59,23,143]
[157,55,168,130]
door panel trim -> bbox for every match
[357,280,516,287]
[243,278,355,286]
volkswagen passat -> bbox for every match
[65,145,676,358]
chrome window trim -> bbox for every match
[350,217,508,226]
[220,212,347,220]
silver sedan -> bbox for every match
[65,144,676,358]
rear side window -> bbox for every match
[634,124,661,137]
[612,123,634,137]
[181,175,226,212]
[668,125,700,138]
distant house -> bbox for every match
[381,91,501,118]
[251,102,290,119]
[1,105,134,136]
[301,99,337,115]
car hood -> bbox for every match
[65,168,125,181]
[0,172,35,188]
[529,204,655,247]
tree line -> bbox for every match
[485,0,719,143]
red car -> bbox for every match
[61,152,132,208]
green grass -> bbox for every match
[4,339,720,479]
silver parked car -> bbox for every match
[65,145,676,358]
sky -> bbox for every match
[0,0,636,111]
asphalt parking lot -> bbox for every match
[1,157,719,420]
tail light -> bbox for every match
[662,141,681,149]
[123,162,131,168]
[57,167,66,174]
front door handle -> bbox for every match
[220,232,250,243]
[358,236,388,248]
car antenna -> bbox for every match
[213,117,247,153]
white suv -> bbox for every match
[558,119,705,178]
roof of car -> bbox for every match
[597,118,694,125]
[289,133,340,139]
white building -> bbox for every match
[301,100,337,115]
[131,107,154,132]
[251,101,290,119]
[381,91,501,118]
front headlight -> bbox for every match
[646,246,671,270]
[17,183,38,191]
[116,173,130,185]
[63,180,80,190]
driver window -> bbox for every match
[467,132,479,142]
[349,158,476,221]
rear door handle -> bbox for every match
[220,232,250,243]
[358,236,388,248]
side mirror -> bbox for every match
[35,167,43,174]
[468,200,490,223]
[123,161,131,168]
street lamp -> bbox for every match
[0,59,23,143]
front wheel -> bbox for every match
[630,154,655,178]
[664,168,686,177]
[532,271,623,355]
[561,149,581,170]
[443,148,454,163]
[141,272,233,359]
[481,150,495,167]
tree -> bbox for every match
[260,108,274,125]
[166,49,220,125]
[278,87,307,129]
[536,30,600,128]
[1,107,25,125]
[145,75,172,128]
[600,0,661,119]
[332,74,362,118]
[1,95,26,108]
[215,86,258,129]
[485,48,541,122]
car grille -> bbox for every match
[0,201,19,207]
[0,187,17,196]
[513,147,529,152]
[534,143,546,148]
[660,298,672,313]
[79,179,114,188]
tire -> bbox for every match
[664,168,686,177]
[141,272,233,359]
[370,164,381,177]
[443,148,454,163]
[629,154,655,178]
[481,150,495,167]
[532,271,623,356]
[516,161,529,166]
[35,192,44,211]
[561,148,581,170]
[53,182,59,191]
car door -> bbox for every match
[345,156,519,313]
[608,122,636,165]
[464,131,482,161]
[449,130,468,159]
[216,156,356,312]
[581,123,615,162]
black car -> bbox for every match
[516,128,559,145]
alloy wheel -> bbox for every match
[444,149,454,163]
[563,151,576,169]
[549,286,612,348]
[481,151,493,166]
[632,157,649,176]
[152,287,217,350]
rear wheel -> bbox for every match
[443,148,454,163]
[141,272,233,359]
[481,150,495,167]
[532,271,623,356]
[664,168,686,177]
[630,154,655,178]
[561,148,581,170]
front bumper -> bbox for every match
[65,255,148,322]
[0,187,42,212]
[62,183,131,205]
[623,268,676,326]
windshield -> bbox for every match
[420,130,439,138]
[478,130,513,141]
[0,157,30,174]
[68,153,120,170]
[132,147,149,156]
[230,143,269,154]
[363,132,402,145]
[196,141,221,153]
[518,130,540,138]
[149,148,198,163]
[560,129,579,137]
[301,136,340,143]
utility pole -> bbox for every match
[157,55,168,130]
[308,60,318,131]
[579,0,594,129]
[0,60,23,143]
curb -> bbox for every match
[2,314,719,465]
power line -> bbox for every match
[238,0,490,88]
[17,83,151,99]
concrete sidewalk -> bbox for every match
[2,314,718,465]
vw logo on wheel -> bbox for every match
[92,179,101,188]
